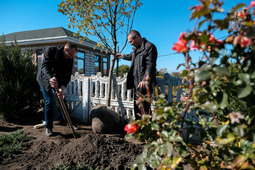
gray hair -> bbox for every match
[128,30,141,39]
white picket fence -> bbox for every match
[65,72,183,124]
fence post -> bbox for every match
[82,77,91,123]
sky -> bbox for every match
[0,0,252,73]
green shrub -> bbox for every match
[0,130,33,160]
[0,39,41,120]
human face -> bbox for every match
[128,35,137,47]
[64,48,77,59]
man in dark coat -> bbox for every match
[37,43,77,136]
[117,30,158,120]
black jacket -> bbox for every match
[123,38,157,90]
[37,46,74,92]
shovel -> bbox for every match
[55,88,77,139]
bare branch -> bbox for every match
[120,1,139,53]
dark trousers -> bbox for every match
[133,79,151,120]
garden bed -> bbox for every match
[0,114,144,169]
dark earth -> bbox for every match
[0,111,144,170]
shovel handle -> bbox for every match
[55,88,77,138]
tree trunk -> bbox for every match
[106,55,116,107]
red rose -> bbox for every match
[124,123,140,134]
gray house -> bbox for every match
[0,27,110,76]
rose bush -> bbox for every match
[127,0,255,169]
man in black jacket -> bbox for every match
[117,30,157,120]
[37,43,77,136]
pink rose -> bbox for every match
[233,35,252,47]
[249,1,255,8]
[208,34,222,45]
[190,40,200,50]
[240,37,252,47]
[196,5,202,11]
[237,11,245,18]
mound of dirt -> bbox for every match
[0,116,144,170]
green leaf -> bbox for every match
[169,136,183,142]
[150,155,162,168]
[216,92,228,109]
[131,164,138,170]
[195,70,211,82]
[233,126,244,137]
[177,145,187,156]
[238,85,252,98]
[171,156,182,169]
[229,3,246,14]
[213,19,229,30]
[161,130,169,138]
[182,70,188,77]
[201,31,209,44]
[151,123,159,131]
[216,133,235,144]
[138,164,147,170]
[190,8,210,20]
[199,102,218,112]
[217,124,229,137]
[238,73,250,84]
[213,66,230,76]
[233,155,248,168]
[251,71,255,79]
[243,20,253,27]
[159,142,173,157]
[135,154,145,164]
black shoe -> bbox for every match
[45,128,53,137]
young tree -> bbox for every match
[58,0,142,107]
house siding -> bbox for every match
[0,27,110,76]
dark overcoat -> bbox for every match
[37,46,74,91]
[123,38,157,91]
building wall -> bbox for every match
[20,43,110,76]
[84,50,95,76]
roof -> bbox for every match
[0,27,98,48]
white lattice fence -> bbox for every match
[66,73,184,124]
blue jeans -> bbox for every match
[39,85,68,129]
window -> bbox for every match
[77,51,85,74]
[37,49,42,70]
[95,55,108,76]
[95,56,101,73]
[103,57,108,76]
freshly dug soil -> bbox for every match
[0,114,144,170]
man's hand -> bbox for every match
[56,86,66,99]
[137,80,149,89]
[137,74,150,89]
[50,77,58,88]
[116,53,123,59]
